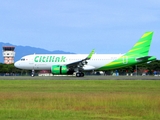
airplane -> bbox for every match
[14,31,156,77]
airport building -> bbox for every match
[3,46,15,64]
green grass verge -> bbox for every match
[0,80,160,120]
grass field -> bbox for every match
[0,80,160,120]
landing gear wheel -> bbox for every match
[76,73,80,77]
[31,70,35,77]
[81,73,84,77]
[76,72,84,77]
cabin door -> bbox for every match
[122,56,128,64]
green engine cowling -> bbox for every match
[51,65,69,75]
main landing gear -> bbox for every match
[76,72,84,77]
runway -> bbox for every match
[0,75,160,80]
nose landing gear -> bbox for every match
[31,70,35,77]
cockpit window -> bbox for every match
[20,58,25,61]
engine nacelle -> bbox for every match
[51,65,74,75]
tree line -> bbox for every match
[105,60,160,75]
[0,60,160,76]
[0,63,29,76]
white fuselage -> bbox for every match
[14,54,123,71]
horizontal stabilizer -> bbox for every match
[136,56,156,62]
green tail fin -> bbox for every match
[124,31,153,57]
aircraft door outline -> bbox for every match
[122,56,128,64]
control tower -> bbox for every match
[3,46,15,64]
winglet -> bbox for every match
[86,49,95,60]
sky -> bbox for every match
[0,0,160,59]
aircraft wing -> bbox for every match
[66,49,95,69]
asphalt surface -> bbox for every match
[0,75,160,80]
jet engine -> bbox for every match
[51,65,74,75]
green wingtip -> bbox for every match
[87,49,95,59]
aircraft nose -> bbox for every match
[14,61,20,68]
